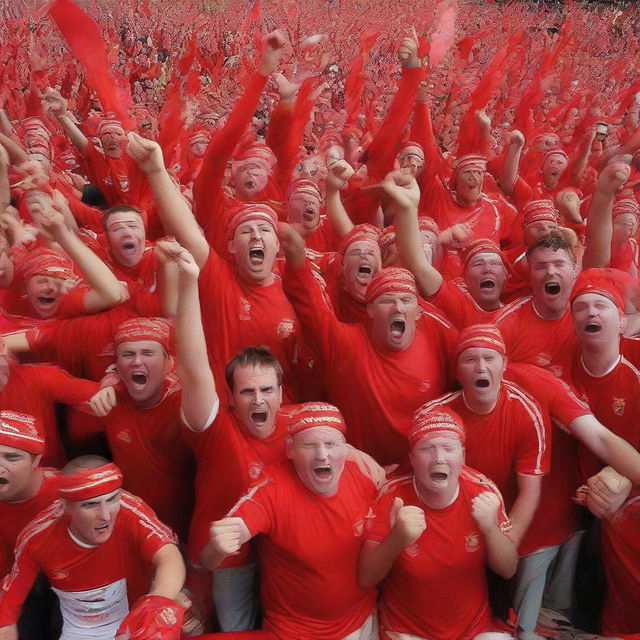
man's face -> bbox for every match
[455,167,484,204]
[529,246,577,318]
[613,213,638,243]
[463,252,507,308]
[287,193,321,238]
[230,364,282,438]
[342,240,381,301]
[410,435,464,495]
[116,340,167,407]
[25,275,65,318]
[105,211,146,268]
[99,124,126,159]
[287,426,348,497]
[457,347,505,406]
[228,220,279,284]
[297,156,327,186]
[232,163,269,199]
[524,221,558,246]
[0,445,40,502]
[65,489,122,546]
[367,291,419,351]
[572,293,624,347]
[398,146,424,176]
[541,154,568,188]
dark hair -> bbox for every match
[225,346,283,391]
[62,455,110,476]
[102,205,145,230]
[525,231,576,264]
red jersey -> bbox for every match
[420,382,548,509]
[0,362,99,467]
[97,383,195,541]
[198,249,309,402]
[0,469,59,577]
[496,296,577,379]
[0,284,90,322]
[366,469,511,640]
[284,261,457,465]
[184,405,292,565]
[0,493,176,636]
[600,497,640,636]
[229,460,377,640]
[428,278,506,329]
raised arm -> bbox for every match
[42,88,89,156]
[324,159,355,238]
[170,242,218,431]
[498,130,525,197]
[127,132,210,268]
[582,160,631,269]
[200,517,252,571]
[0,144,10,211]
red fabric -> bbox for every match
[287,402,346,436]
[420,382,548,510]
[229,461,376,640]
[0,492,176,626]
[0,411,44,455]
[57,462,122,500]
[409,408,465,446]
[98,388,194,541]
[0,362,99,467]
[0,284,89,323]
[570,267,636,314]
[284,260,456,466]
[454,323,506,360]
[0,469,58,577]
[116,594,183,639]
[365,267,418,303]
[367,469,510,640]
[113,317,172,353]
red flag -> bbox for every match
[44,0,132,128]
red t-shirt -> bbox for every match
[97,384,195,541]
[284,261,457,466]
[82,141,137,207]
[0,493,176,629]
[366,469,511,640]
[0,469,58,577]
[229,460,377,640]
[428,278,506,330]
[0,285,90,323]
[496,296,577,379]
[0,363,99,467]
[419,383,548,509]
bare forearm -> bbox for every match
[358,533,405,588]
[325,189,354,238]
[582,190,614,268]
[57,114,88,155]
[157,261,178,317]
[498,144,523,196]
[0,133,28,165]
[507,484,541,548]
[484,526,518,578]
[0,624,18,640]
[149,545,186,599]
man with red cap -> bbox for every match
[282,221,455,464]
[126,131,311,402]
[610,197,640,277]
[204,403,378,640]
[0,456,185,640]
[359,409,518,640]
[0,411,59,639]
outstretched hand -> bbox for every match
[126,131,165,175]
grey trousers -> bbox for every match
[213,562,258,632]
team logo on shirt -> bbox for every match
[612,397,626,416]
[119,178,129,192]
[276,319,295,340]
[238,298,252,321]
[248,461,264,480]
[404,542,419,557]
[104,175,113,186]
[117,429,132,444]
[536,353,551,368]
[465,533,480,552]
[353,508,375,537]
[52,569,69,580]
[419,379,432,393]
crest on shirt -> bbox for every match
[612,397,626,416]
[117,429,132,444]
[52,569,69,580]
[119,177,129,192]
[248,461,264,480]
[104,175,113,186]
[536,352,551,368]
[353,507,375,537]
[404,542,419,557]
[238,297,252,321]
[465,533,480,552]
[419,379,432,393]
[276,319,294,340]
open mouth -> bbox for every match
[0,478,8,486]
[480,279,495,289]
[251,411,267,424]
[303,209,316,221]
[585,323,601,334]
[37,296,57,306]
[390,320,406,338]
[313,465,332,480]
[131,372,147,387]
[475,378,490,388]
[429,471,448,482]
[544,282,561,295]
[244,180,256,190]
[249,248,265,265]
[95,523,110,534]
[358,265,372,276]
[121,241,136,252]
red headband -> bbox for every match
[226,203,278,235]
[58,463,123,501]
[409,409,465,446]
[522,200,558,227]
[338,224,382,256]
[22,249,76,282]
[287,178,322,202]
[233,143,277,169]
[398,141,425,161]
[0,411,44,455]
[462,238,506,268]
[455,324,506,360]
[612,198,640,218]
[114,318,172,352]
[453,153,487,175]
[542,147,569,164]
[96,118,124,138]
[366,267,418,304]
[288,402,346,436]
[378,226,396,254]
[570,268,632,313]
[418,217,440,236]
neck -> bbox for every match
[415,477,459,509]
[454,191,479,208]
[532,298,567,321]
[239,271,276,288]
[581,340,621,377]
[462,389,499,415]
[135,386,164,410]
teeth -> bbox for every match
[390,320,405,336]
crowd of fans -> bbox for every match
[0,0,639,638]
